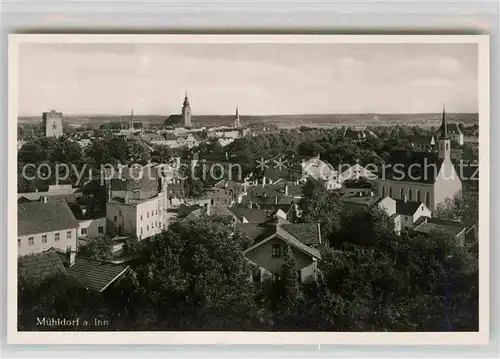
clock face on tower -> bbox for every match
[52,122,57,130]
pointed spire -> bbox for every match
[440,104,448,139]
[236,105,239,118]
[183,91,190,107]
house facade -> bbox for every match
[18,199,79,256]
[239,219,321,283]
[105,165,169,240]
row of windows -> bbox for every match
[381,185,431,207]
[18,231,72,248]
[80,226,104,236]
[113,210,162,223]
[139,221,162,234]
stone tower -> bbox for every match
[42,110,64,138]
[182,92,192,129]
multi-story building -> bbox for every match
[105,165,169,241]
[17,198,79,256]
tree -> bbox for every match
[272,245,303,329]
[164,115,181,128]
[78,236,114,262]
[134,217,260,330]
[435,190,478,226]
[299,178,343,239]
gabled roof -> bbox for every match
[384,150,443,184]
[238,220,321,259]
[229,208,269,223]
[281,223,320,245]
[55,252,129,292]
[18,200,79,236]
[395,200,426,216]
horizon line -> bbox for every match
[17,111,480,118]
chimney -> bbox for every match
[66,246,76,267]
[370,191,374,197]
[274,196,279,205]
[284,183,289,196]
[403,194,408,203]
[262,176,267,187]
[247,201,253,209]
[39,196,48,203]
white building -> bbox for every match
[105,165,169,241]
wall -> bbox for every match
[378,179,434,209]
[18,227,78,256]
[245,236,315,282]
[208,187,233,206]
[106,202,137,237]
[433,161,463,210]
[136,197,167,240]
[78,217,107,238]
[377,196,396,215]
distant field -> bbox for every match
[18,112,479,129]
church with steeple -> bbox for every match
[182,92,192,129]
[377,106,463,210]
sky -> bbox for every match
[18,42,478,116]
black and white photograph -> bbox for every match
[8,34,489,344]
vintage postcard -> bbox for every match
[8,34,489,345]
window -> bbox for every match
[114,216,117,222]
[389,186,392,198]
[147,212,149,218]
[98,226,104,234]
[416,189,421,203]
[81,228,87,235]
[67,231,72,239]
[400,188,405,199]
[28,237,34,246]
[147,225,149,231]
[425,191,430,208]
[140,215,143,220]
[18,239,21,248]
[381,186,386,198]
[55,233,60,241]
[446,143,449,150]
[272,244,282,258]
[141,227,143,234]
[408,189,412,201]
[42,235,47,243]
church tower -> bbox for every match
[233,105,241,128]
[438,105,451,162]
[182,92,192,129]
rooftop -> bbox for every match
[384,150,443,184]
[395,199,426,216]
[18,200,79,237]
[18,249,130,292]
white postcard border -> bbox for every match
[7,34,490,346]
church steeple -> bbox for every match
[438,104,451,161]
[233,105,241,128]
[183,91,190,107]
[182,91,192,129]
[439,104,448,139]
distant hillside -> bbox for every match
[18,112,479,129]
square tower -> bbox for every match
[42,110,64,138]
